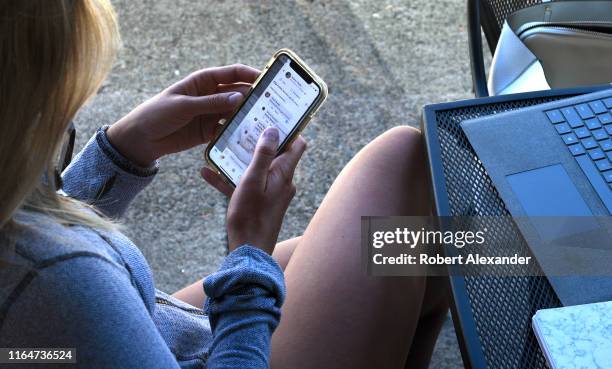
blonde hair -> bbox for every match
[0,0,120,230]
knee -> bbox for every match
[381,126,422,145]
[373,125,425,160]
[351,125,426,178]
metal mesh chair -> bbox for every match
[468,0,547,97]
[422,86,607,369]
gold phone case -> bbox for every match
[204,48,328,187]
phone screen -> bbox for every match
[208,54,321,185]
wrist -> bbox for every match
[106,123,156,167]
[228,236,274,255]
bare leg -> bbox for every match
[271,236,302,270]
[404,276,449,368]
[174,127,447,368]
[271,127,446,369]
[172,237,301,307]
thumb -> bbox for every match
[181,92,243,115]
[241,127,279,189]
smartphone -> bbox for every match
[205,49,328,187]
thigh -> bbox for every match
[271,127,434,369]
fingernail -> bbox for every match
[262,127,279,143]
[228,92,242,105]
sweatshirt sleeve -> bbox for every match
[203,245,286,369]
[0,256,181,369]
[60,126,158,219]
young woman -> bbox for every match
[0,1,448,368]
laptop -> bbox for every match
[461,88,612,306]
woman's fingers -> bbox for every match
[203,64,260,85]
[170,64,260,95]
[216,82,252,96]
[187,84,249,141]
[179,92,243,116]
[241,127,280,190]
[201,167,234,197]
[273,136,307,182]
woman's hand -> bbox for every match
[106,64,260,166]
[201,127,307,254]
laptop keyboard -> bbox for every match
[546,97,612,191]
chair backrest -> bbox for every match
[479,0,545,53]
